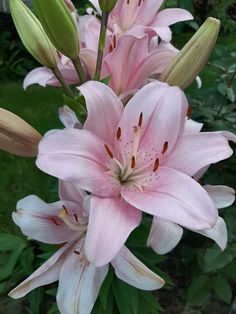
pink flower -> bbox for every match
[9,181,164,314]
[89,0,193,41]
[36,81,233,267]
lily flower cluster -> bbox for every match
[0,0,235,313]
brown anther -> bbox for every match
[153,158,159,172]
[138,112,143,127]
[131,156,136,169]
[74,250,80,255]
[116,127,121,140]
[109,44,113,53]
[138,0,142,5]
[62,205,68,214]
[162,141,168,154]
[104,144,114,158]
[187,106,192,119]
[73,214,79,223]
[50,218,60,226]
[113,35,117,49]
[127,0,130,4]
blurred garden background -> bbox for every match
[0,0,236,313]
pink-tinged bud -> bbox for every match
[99,0,117,12]
[9,0,57,68]
[0,108,42,157]
[160,17,220,89]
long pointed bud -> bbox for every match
[160,17,220,89]
[33,0,79,60]
[9,0,57,68]
[0,108,42,157]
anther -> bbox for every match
[104,144,114,158]
[116,127,121,140]
[153,158,159,172]
[74,250,80,255]
[131,156,136,169]
[50,218,60,226]
[162,141,168,154]
[109,44,113,53]
[187,106,192,119]
[62,205,68,215]
[113,35,117,49]
[138,112,143,127]
[73,214,79,223]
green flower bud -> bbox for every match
[9,0,57,68]
[33,0,79,59]
[99,0,117,12]
[0,108,42,157]
[160,17,220,89]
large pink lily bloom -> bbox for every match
[89,0,193,41]
[9,181,164,314]
[36,81,233,266]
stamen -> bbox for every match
[131,156,136,169]
[133,126,138,133]
[50,218,60,226]
[127,0,130,4]
[162,141,168,154]
[187,106,192,118]
[109,44,113,53]
[153,158,159,172]
[59,209,67,219]
[113,35,117,49]
[104,144,114,158]
[116,127,121,140]
[138,112,143,127]
[74,250,80,255]
[62,205,68,215]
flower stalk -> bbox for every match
[52,66,75,98]
[95,11,109,80]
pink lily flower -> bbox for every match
[9,181,164,314]
[36,81,233,267]
[89,0,193,41]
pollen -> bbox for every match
[73,214,79,223]
[116,127,121,140]
[74,250,80,255]
[187,106,192,118]
[104,144,114,158]
[162,141,168,154]
[153,158,159,172]
[59,209,67,219]
[62,205,68,214]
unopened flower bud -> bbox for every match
[160,17,220,89]
[0,108,42,157]
[33,0,80,59]
[9,0,57,68]
[99,0,117,12]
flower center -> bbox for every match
[104,112,168,189]
[59,205,88,233]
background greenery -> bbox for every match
[0,0,236,313]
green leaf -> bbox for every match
[187,275,211,305]
[27,288,43,314]
[213,275,232,304]
[0,234,25,251]
[21,247,34,275]
[202,245,234,273]
[113,278,138,314]
[139,290,163,312]
[100,75,111,85]
[99,266,114,310]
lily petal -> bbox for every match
[78,81,123,144]
[111,246,165,290]
[204,185,235,209]
[165,133,233,177]
[85,196,141,266]
[37,128,119,197]
[147,217,183,254]
[9,244,70,298]
[122,167,218,230]
[13,195,77,244]
[59,106,82,129]
[57,241,108,314]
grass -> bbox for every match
[0,81,66,233]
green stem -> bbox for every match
[52,66,74,99]
[95,12,109,81]
[72,56,87,83]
